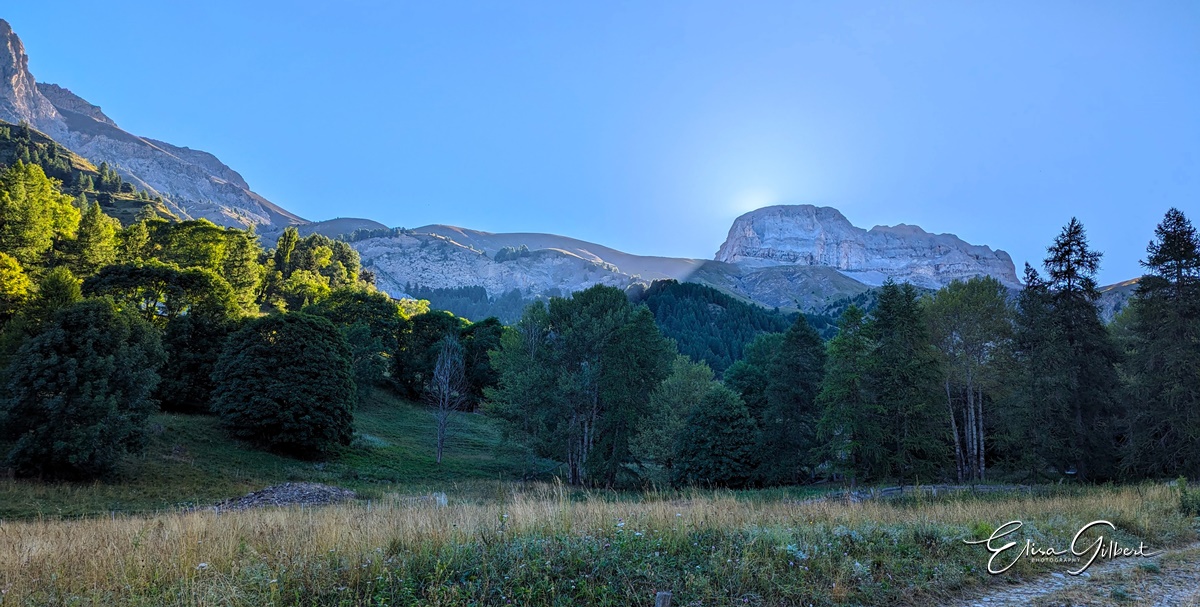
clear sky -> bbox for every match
[5,2,1198,283]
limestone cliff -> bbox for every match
[715,205,1021,289]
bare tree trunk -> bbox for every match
[977,384,985,482]
[428,335,467,467]
[946,380,964,483]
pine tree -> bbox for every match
[0,252,31,319]
[2,298,165,479]
[0,161,81,269]
[815,305,882,485]
[70,201,120,277]
[221,227,265,312]
[210,314,354,458]
[869,281,946,483]
[273,226,299,278]
[1122,208,1200,477]
[1003,219,1124,481]
[756,313,826,485]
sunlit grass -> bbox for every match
[0,483,1190,606]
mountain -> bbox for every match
[354,229,658,302]
[0,19,1043,319]
[715,205,1021,289]
[350,204,1020,318]
[0,18,305,229]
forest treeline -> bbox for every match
[1,154,1197,488]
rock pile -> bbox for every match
[212,483,357,512]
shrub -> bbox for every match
[211,313,354,458]
[1,298,164,479]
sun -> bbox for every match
[732,189,780,213]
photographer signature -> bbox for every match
[964,520,1161,575]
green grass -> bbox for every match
[0,389,544,519]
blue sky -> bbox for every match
[6,2,1198,283]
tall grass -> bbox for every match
[0,483,1192,606]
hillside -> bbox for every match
[0,390,544,519]
[0,119,176,223]
[635,280,793,374]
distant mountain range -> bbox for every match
[0,18,1136,318]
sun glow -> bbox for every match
[731,188,781,213]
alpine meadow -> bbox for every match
[1,6,1199,607]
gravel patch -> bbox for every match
[212,482,357,512]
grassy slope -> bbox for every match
[0,390,543,519]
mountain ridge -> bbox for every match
[0,18,305,229]
[3,17,1140,321]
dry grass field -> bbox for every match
[0,483,1193,606]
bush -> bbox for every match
[210,314,354,458]
[1,298,165,479]
[672,384,759,488]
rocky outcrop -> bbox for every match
[716,205,1021,289]
[0,19,63,140]
[37,83,116,126]
[0,19,305,229]
[354,231,647,300]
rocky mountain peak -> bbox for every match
[0,19,62,137]
[0,18,307,229]
[38,83,116,127]
[715,204,1020,289]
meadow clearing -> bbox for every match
[0,483,1194,606]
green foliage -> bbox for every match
[637,280,792,374]
[755,313,827,485]
[68,200,120,277]
[117,220,150,263]
[395,311,468,399]
[1122,209,1200,478]
[154,315,233,414]
[281,268,331,309]
[144,220,265,312]
[815,305,882,485]
[1178,478,1200,516]
[1,298,165,479]
[0,251,31,318]
[487,285,673,486]
[403,283,531,324]
[672,383,759,488]
[210,314,355,458]
[305,288,408,389]
[925,276,1013,483]
[0,161,80,268]
[82,261,238,325]
[0,267,83,372]
[459,317,503,405]
[493,244,531,262]
[26,266,83,324]
[723,332,785,418]
[1001,219,1124,482]
[867,281,945,483]
[630,355,715,471]
[0,120,96,192]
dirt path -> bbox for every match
[955,543,1200,606]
